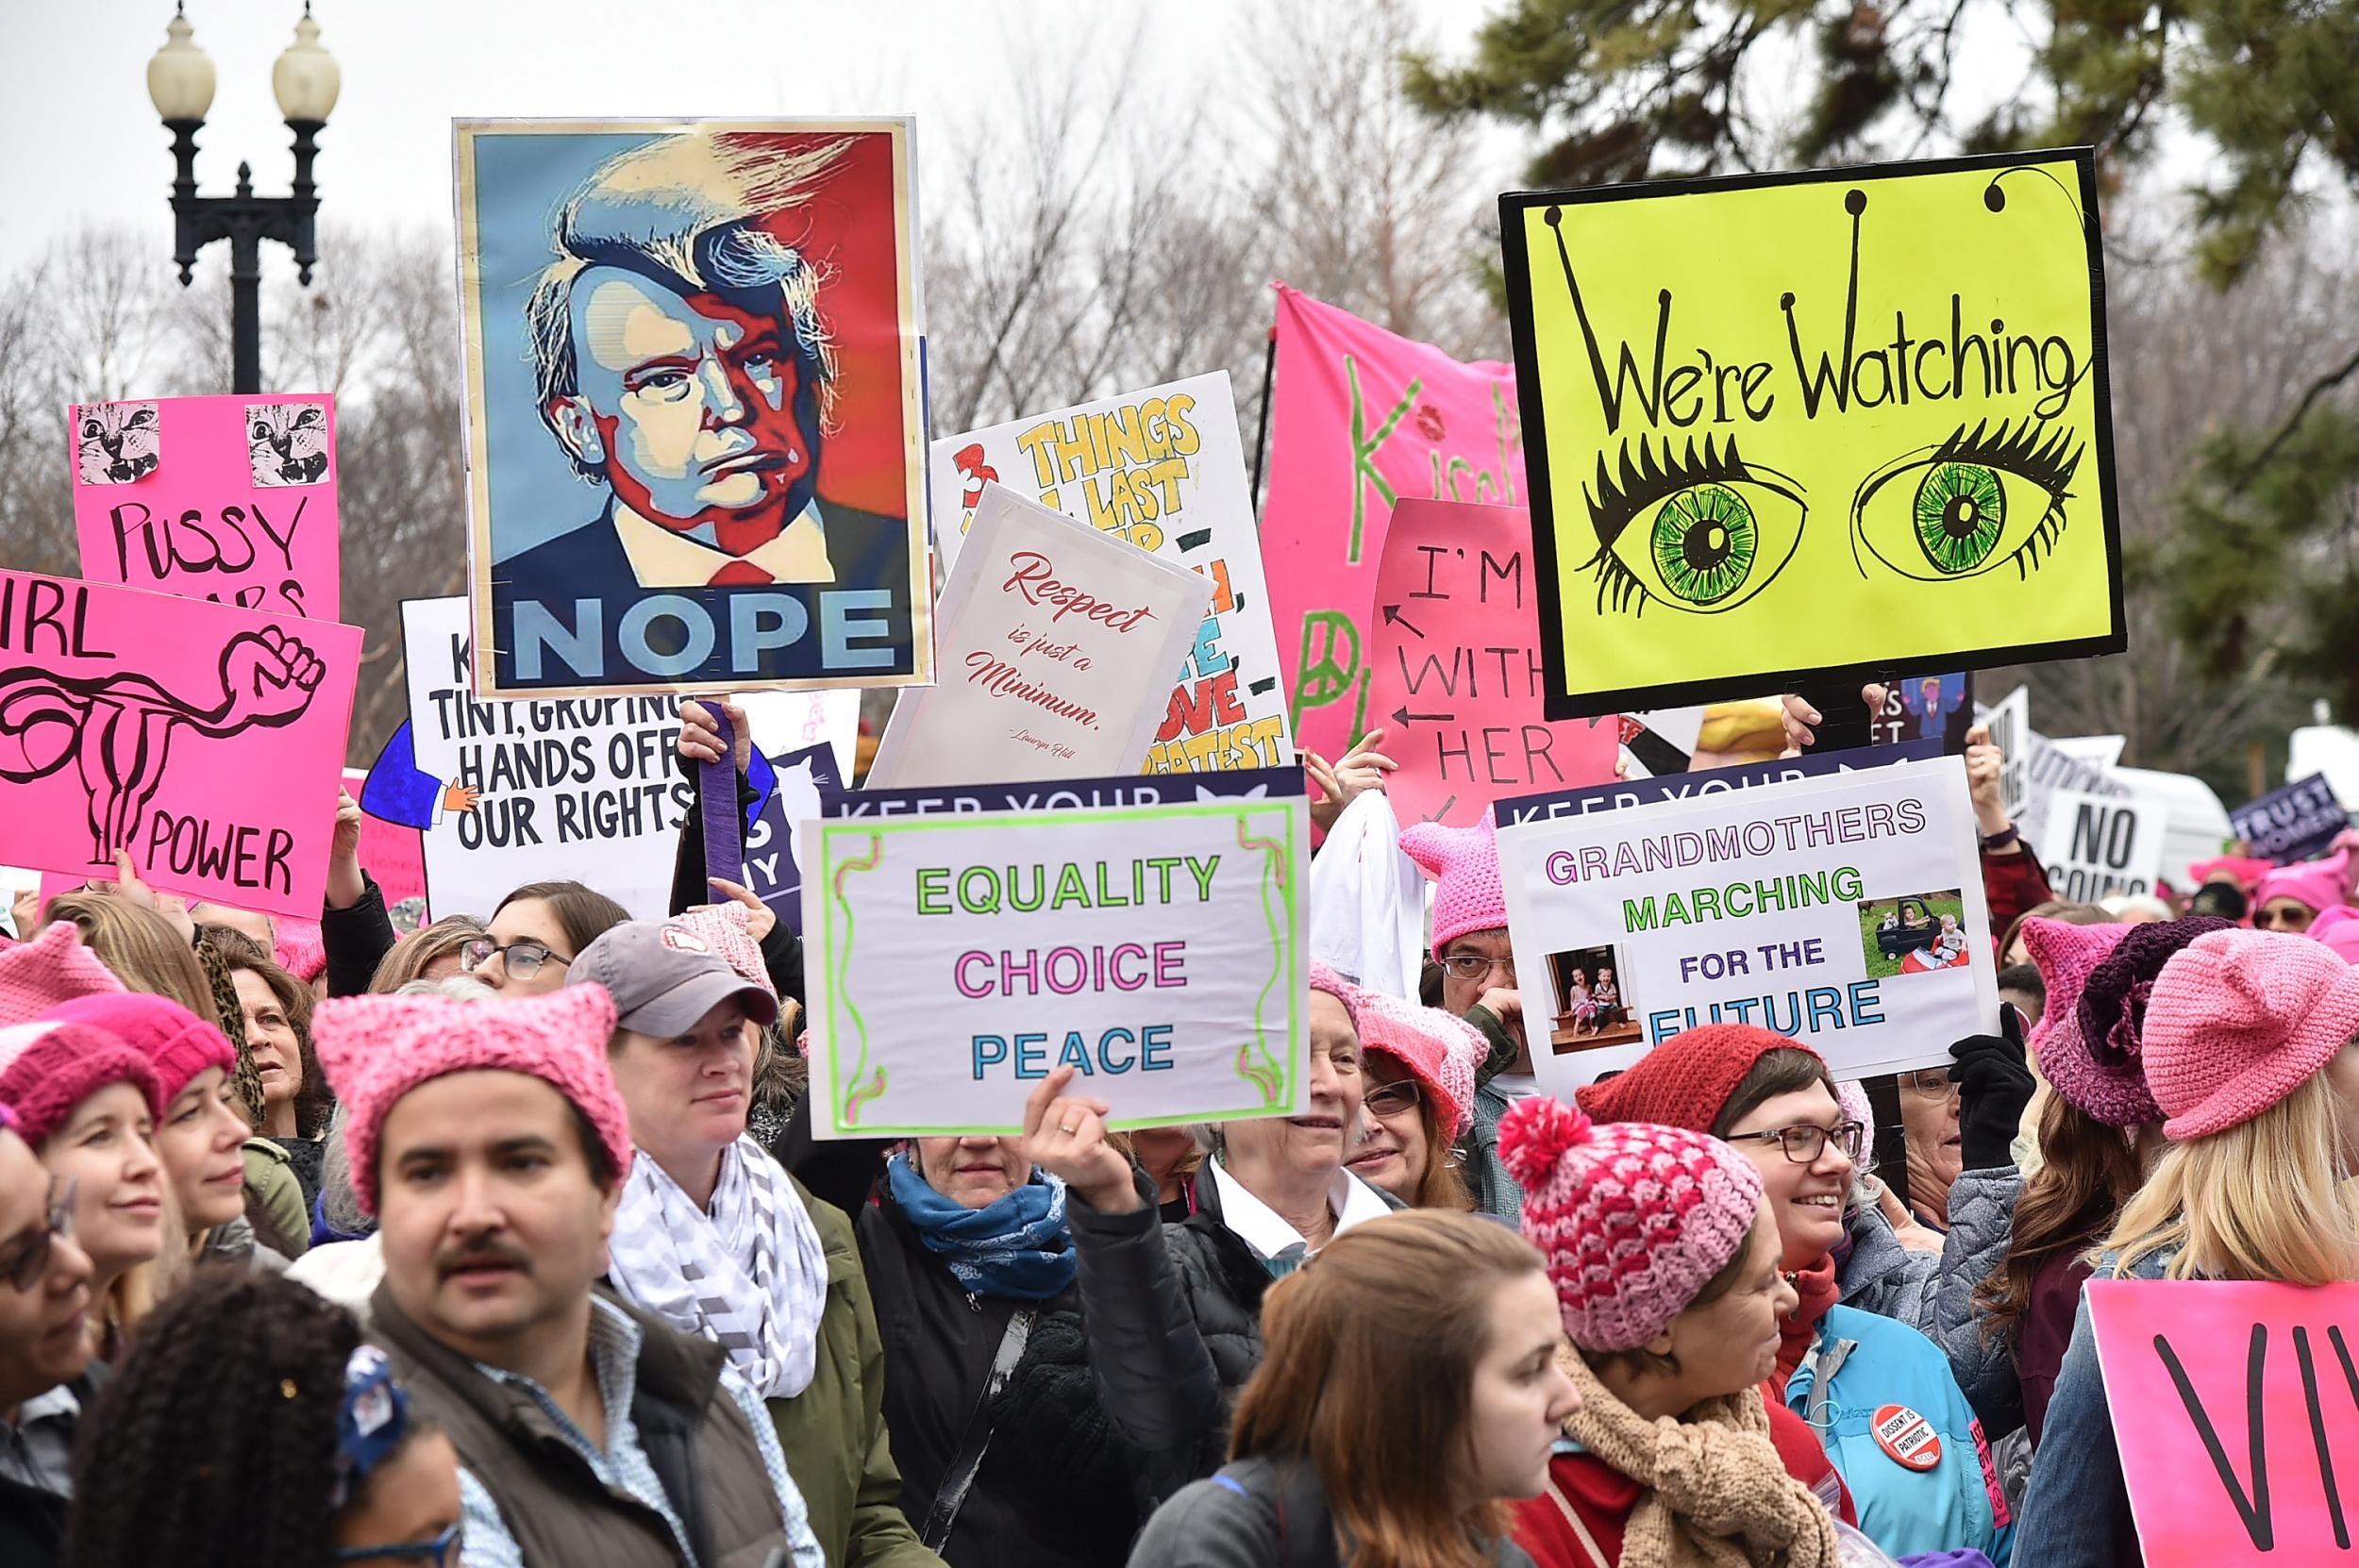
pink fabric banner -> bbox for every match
[69,393,340,621]
[0,572,360,920]
[1263,286,1524,767]
[2087,1277,2359,1567]
[1366,499,1617,828]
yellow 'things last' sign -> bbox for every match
[1500,150,2123,721]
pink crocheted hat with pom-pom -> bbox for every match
[1353,992,1485,1140]
[313,984,631,1216]
[1399,812,1508,955]
[1502,1096,1765,1352]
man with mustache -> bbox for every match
[313,985,822,1567]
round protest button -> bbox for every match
[1870,1404,1942,1472]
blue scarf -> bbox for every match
[886,1154,1078,1301]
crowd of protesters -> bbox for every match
[0,682,2353,1568]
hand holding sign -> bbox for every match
[1019,1065,1138,1213]
[678,697,753,774]
[1303,726,1397,832]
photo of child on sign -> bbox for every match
[1542,942,1641,1053]
[1860,888,1972,976]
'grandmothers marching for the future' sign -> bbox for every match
[1500,150,2123,718]
[801,785,1309,1138]
[1498,755,1995,1093]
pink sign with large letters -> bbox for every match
[0,571,360,919]
[1367,499,1616,828]
[2088,1277,2359,1567]
[868,483,1211,789]
[69,393,340,621]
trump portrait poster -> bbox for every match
[1499,149,2123,718]
[455,118,929,698]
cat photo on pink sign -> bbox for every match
[68,392,341,621]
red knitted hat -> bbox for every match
[1573,1025,1815,1133]
[0,1019,164,1148]
[45,992,237,1105]
[1503,1096,1765,1351]
[0,922,126,1028]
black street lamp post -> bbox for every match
[146,4,341,394]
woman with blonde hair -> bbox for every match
[362,913,485,994]
[1129,1209,1578,1568]
[2016,926,2359,1565]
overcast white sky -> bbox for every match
[0,0,1430,272]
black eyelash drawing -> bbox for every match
[1849,417,2084,584]
[1582,434,1808,616]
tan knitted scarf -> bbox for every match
[1558,1350,1839,1568]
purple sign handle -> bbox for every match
[699,705,745,892]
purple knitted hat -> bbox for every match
[2056,916,2234,1128]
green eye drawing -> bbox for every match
[1851,420,2084,585]
[1651,484,1758,606]
[1584,435,1807,618]
[1914,463,2004,574]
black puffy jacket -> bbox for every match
[858,1181,1145,1568]
[1066,1163,1402,1510]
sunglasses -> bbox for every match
[333,1523,462,1566]
[1364,1080,1424,1118]
[0,1176,77,1293]
[460,937,568,978]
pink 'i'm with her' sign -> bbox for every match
[68,393,341,622]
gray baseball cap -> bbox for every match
[567,920,780,1037]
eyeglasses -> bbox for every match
[2254,905,2312,931]
[1900,1069,1958,1098]
[460,937,567,978]
[1437,952,1515,982]
[1723,1121,1867,1165]
[0,1176,77,1293]
[1364,1080,1424,1118]
[333,1524,462,1565]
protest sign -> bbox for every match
[2231,774,2349,863]
[1366,499,1616,827]
[2021,725,2130,849]
[343,767,428,923]
[800,789,1310,1138]
[2043,786,2168,900]
[740,742,840,935]
[1498,756,1995,1091]
[740,689,860,784]
[70,394,340,621]
[823,765,1303,820]
[933,373,1292,773]
[2050,733,2126,770]
[1499,150,2123,719]
[2087,1278,2359,1567]
[866,484,1213,789]
[0,571,359,919]
[365,597,689,920]
[1499,739,1943,827]
[1982,686,2031,824]
[1872,674,1973,751]
[1263,285,1525,765]
[455,119,929,697]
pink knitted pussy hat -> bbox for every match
[0,922,125,1028]
[1308,958,1364,1034]
[1353,991,1485,1139]
[313,984,631,1216]
[2019,917,2132,1066]
[1502,1096,1765,1352]
[2055,916,2232,1128]
[44,992,237,1105]
[0,1019,163,1148]
[1399,811,1508,955]
[2144,927,2359,1140]
[2255,850,2351,918]
[2308,907,2359,965]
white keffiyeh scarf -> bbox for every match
[607,1136,828,1400]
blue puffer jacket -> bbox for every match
[1788,1303,2014,1567]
